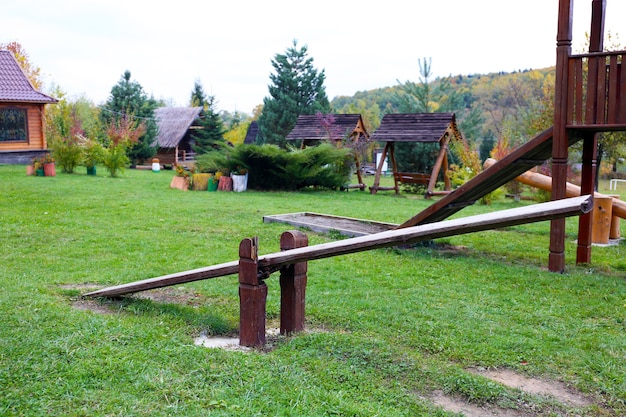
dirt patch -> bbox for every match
[428,368,595,417]
[67,285,209,315]
[72,298,118,315]
[132,286,207,307]
[470,368,593,408]
[429,390,529,417]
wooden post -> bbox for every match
[370,143,389,194]
[549,0,574,273]
[279,231,309,335]
[576,132,598,263]
[426,135,450,198]
[238,237,267,347]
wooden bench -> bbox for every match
[393,172,431,186]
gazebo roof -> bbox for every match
[244,121,259,144]
[153,107,203,148]
[371,113,462,143]
[286,114,367,141]
[0,50,57,103]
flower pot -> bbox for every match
[152,162,161,172]
[170,176,190,191]
[208,179,218,191]
[35,168,45,177]
[43,163,56,177]
[192,173,210,191]
[26,165,34,176]
[232,173,248,192]
[86,166,97,176]
[217,176,233,191]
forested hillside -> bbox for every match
[330,66,556,150]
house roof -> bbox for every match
[0,50,57,103]
[371,113,462,143]
[286,114,367,141]
[154,107,203,148]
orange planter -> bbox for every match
[43,163,56,177]
[170,176,190,191]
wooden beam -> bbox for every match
[84,196,592,298]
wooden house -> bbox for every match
[369,113,463,197]
[153,107,203,166]
[286,114,369,190]
[0,50,57,164]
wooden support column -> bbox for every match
[576,132,598,263]
[279,230,309,335]
[370,143,390,194]
[389,142,399,194]
[576,0,606,264]
[549,0,574,272]
[238,237,267,347]
[427,135,451,198]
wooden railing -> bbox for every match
[567,51,626,129]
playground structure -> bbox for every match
[397,0,626,271]
[84,1,625,346]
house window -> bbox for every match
[0,108,28,142]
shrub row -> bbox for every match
[195,143,353,191]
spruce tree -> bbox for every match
[191,95,227,155]
[100,70,159,164]
[189,79,208,108]
[258,40,330,148]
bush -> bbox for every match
[102,143,129,177]
[195,143,353,190]
[82,139,105,169]
[49,136,82,173]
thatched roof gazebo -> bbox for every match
[369,113,463,197]
[153,107,203,166]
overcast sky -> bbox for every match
[2,0,624,114]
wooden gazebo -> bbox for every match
[286,114,369,190]
[369,113,463,197]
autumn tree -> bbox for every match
[100,70,159,165]
[257,40,330,148]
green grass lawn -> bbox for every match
[1,165,624,416]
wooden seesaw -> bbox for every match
[84,195,592,346]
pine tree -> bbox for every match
[189,79,208,108]
[257,40,330,148]
[100,70,159,164]
[192,95,227,155]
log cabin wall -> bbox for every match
[0,103,46,151]
[0,103,49,164]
